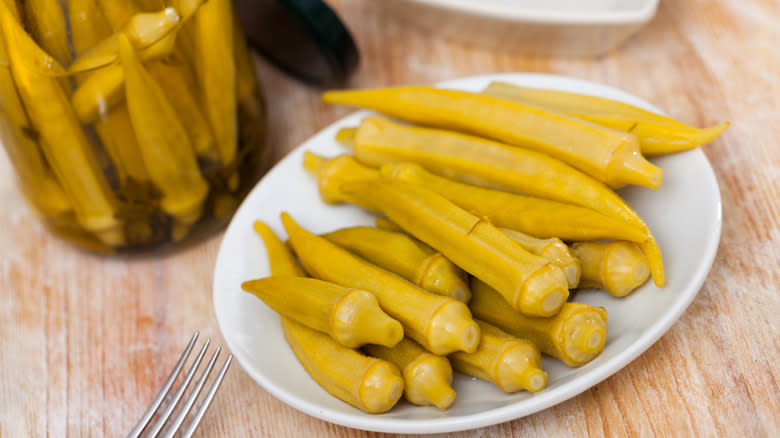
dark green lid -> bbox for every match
[235,0,359,86]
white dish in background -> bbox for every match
[378,0,659,56]
[213,73,721,434]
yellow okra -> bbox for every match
[449,320,547,393]
[501,229,580,289]
[340,180,570,317]
[281,317,404,414]
[0,12,71,218]
[323,226,471,302]
[69,0,148,186]
[119,34,208,231]
[24,0,72,65]
[364,338,456,410]
[282,213,480,355]
[253,220,306,277]
[98,0,139,30]
[481,82,730,156]
[469,280,608,367]
[571,241,650,297]
[380,161,647,243]
[71,30,178,123]
[148,61,217,161]
[193,0,237,181]
[353,116,665,287]
[242,276,403,348]
[2,10,122,245]
[70,7,181,73]
[303,152,380,210]
[323,87,662,189]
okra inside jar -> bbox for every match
[0,0,266,253]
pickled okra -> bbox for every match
[281,317,404,414]
[71,18,180,122]
[323,226,471,302]
[1,10,123,245]
[380,161,647,244]
[282,213,480,355]
[242,276,403,348]
[340,180,570,317]
[481,82,730,156]
[24,0,72,66]
[303,152,380,210]
[70,7,182,73]
[69,0,149,188]
[364,338,456,410]
[571,241,650,297]
[449,320,547,393]
[352,116,665,287]
[0,11,71,218]
[193,0,238,187]
[469,279,608,367]
[253,220,306,277]
[501,229,580,289]
[323,87,663,189]
[254,224,404,414]
[119,34,208,234]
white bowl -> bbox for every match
[213,73,721,434]
[378,0,659,56]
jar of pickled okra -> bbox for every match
[0,0,268,253]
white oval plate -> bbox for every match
[213,73,722,434]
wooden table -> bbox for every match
[1,0,778,436]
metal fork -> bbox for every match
[127,331,233,438]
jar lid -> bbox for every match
[235,0,360,86]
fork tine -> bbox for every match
[180,354,233,438]
[160,346,222,438]
[126,331,199,438]
[146,339,211,437]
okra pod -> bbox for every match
[242,276,403,348]
[71,30,178,123]
[323,226,471,302]
[281,317,404,414]
[380,161,647,243]
[481,82,729,157]
[98,0,139,30]
[68,0,112,55]
[2,10,122,245]
[302,152,380,210]
[193,0,237,183]
[352,116,665,287]
[282,213,480,355]
[0,11,71,218]
[340,180,570,317]
[70,7,181,74]
[449,320,547,393]
[501,229,580,289]
[469,279,608,367]
[323,87,663,189]
[148,61,217,161]
[253,220,306,277]
[119,34,208,232]
[571,241,650,297]
[24,0,72,65]
[364,338,456,410]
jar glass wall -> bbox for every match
[0,0,266,253]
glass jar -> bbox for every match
[0,0,266,253]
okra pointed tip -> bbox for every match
[302,151,328,178]
[334,128,356,149]
[609,146,664,189]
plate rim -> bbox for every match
[213,72,722,434]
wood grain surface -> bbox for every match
[1,0,778,436]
